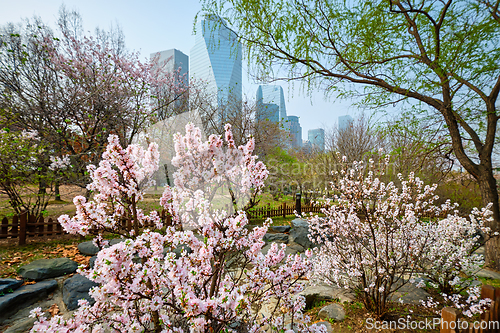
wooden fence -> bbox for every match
[0,211,172,246]
[0,200,320,245]
[441,285,500,333]
[246,202,325,220]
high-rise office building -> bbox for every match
[308,128,325,151]
[150,49,189,119]
[256,85,287,123]
[287,116,302,148]
[190,15,242,117]
[338,115,354,131]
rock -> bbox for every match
[63,274,99,311]
[389,282,430,305]
[257,297,279,319]
[89,256,97,268]
[299,284,355,309]
[287,242,305,253]
[0,279,23,295]
[261,243,272,255]
[78,239,124,256]
[260,243,299,260]
[109,238,124,246]
[289,218,315,249]
[3,316,36,333]
[263,233,289,244]
[270,225,291,233]
[18,258,78,281]
[0,279,58,324]
[314,321,334,333]
[477,268,500,280]
[77,241,99,256]
[284,246,300,257]
[318,303,345,321]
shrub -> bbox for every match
[30,124,325,332]
[308,156,493,319]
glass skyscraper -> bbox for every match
[308,128,325,151]
[150,49,189,119]
[338,115,354,131]
[256,85,287,123]
[287,115,302,148]
[190,15,242,116]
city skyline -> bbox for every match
[0,0,357,135]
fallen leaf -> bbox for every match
[22,281,36,286]
[48,304,59,317]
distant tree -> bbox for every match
[201,0,500,268]
[0,129,69,217]
[0,9,186,192]
[326,113,383,163]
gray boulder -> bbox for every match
[389,282,430,305]
[287,242,305,253]
[63,274,99,311]
[318,303,345,321]
[78,239,124,256]
[0,280,58,324]
[0,279,23,295]
[77,241,99,256]
[289,218,315,249]
[299,284,354,309]
[314,321,334,333]
[270,225,291,233]
[477,268,500,280]
[263,233,289,244]
[18,258,78,281]
[89,256,97,268]
[109,238,125,246]
[3,316,36,333]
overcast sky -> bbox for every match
[0,0,358,136]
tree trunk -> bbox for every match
[55,181,61,201]
[477,166,500,270]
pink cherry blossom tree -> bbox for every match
[31,124,325,333]
[308,155,494,319]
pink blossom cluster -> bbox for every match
[421,286,492,318]
[58,134,160,237]
[164,123,268,227]
[32,124,325,332]
[308,156,493,317]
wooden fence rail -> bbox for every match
[0,200,322,245]
[246,202,326,220]
[441,285,500,333]
[0,210,172,246]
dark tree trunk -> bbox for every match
[55,181,61,201]
[477,165,500,269]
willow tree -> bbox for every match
[200,0,500,267]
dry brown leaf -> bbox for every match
[22,280,36,286]
[48,304,59,317]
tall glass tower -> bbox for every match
[150,49,189,119]
[256,85,287,123]
[190,15,242,117]
[287,116,302,148]
[308,128,325,151]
